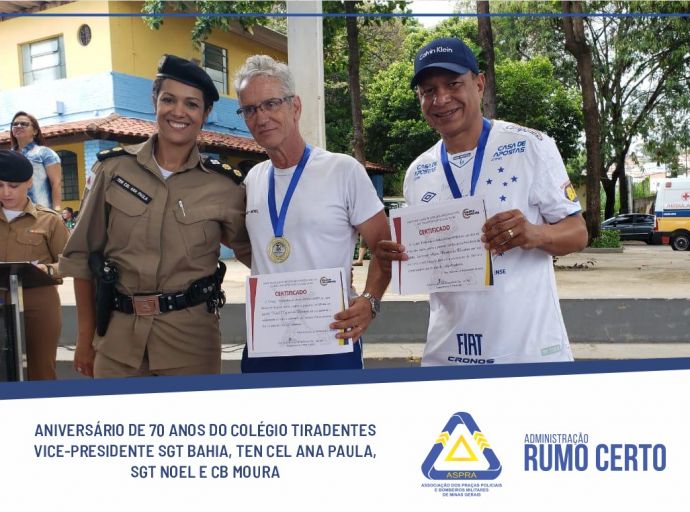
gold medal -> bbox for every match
[268,236,291,263]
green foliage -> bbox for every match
[590,229,621,248]
[141,1,282,45]
[364,43,584,194]
[495,57,583,162]
[363,60,437,193]
[322,7,413,155]
[633,177,651,199]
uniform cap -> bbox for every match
[411,37,480,88]
[157,54,220,103]
[0,149,33,182]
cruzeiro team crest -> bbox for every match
[421,412,501,480]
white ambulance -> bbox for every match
[653,179,690,250]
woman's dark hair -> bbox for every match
[10,111,46,149]
[151,77,214,114]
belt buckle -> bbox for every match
[132,295,160,316]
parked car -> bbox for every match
[601,213,655,243]
[383,197,407,216]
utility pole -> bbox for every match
[287,0,326,148]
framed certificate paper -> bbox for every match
[245,268,352,358]
[389,196,493,295]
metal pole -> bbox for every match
[9,272,26,382]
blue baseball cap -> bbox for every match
[411,37,480,88]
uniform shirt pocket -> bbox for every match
[105,188,148,248]
[15,229,47,261]
[173,204,222,258]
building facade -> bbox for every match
[0,1,389,213]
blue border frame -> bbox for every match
[2,358,690,401]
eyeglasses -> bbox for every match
[11,121,31,128]
[236,96,294,119]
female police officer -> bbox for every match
[1,150,69,380]
[60,55,250,378]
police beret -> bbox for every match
[157,54,220,103]
[0,149,33,182]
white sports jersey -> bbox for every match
[404,120,582,365]
[245,146,383,299]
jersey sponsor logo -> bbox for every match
[421,412,502,481]
[504,124,544,140]
[451,332,495,364]
[414,161,437,180]
[246,209,259,215]
[421,191,437,203]
[563,182,578,202]
[491,140,527,161]
[111,175,151,204]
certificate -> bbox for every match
[245,268,352,358]
[389,196,492,294]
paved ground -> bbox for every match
[54,243,690,305]
[47,242,690,379]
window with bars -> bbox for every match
[57,150,79,201]
[202,43,228,95]
[21,36,66,85]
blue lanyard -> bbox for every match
[268,144,312,238]
[440,118,492,198]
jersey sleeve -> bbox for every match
[529,136,582,224]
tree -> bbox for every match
[476,1,497,118]
[495,57,582,162]
[563,0,602,239]
[491,1,690,221]
[585,3,690,217]
[324,0,407,165]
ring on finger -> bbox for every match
[508,228,515,240]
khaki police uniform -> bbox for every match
[59,135,250,376]
[1,199,69,380]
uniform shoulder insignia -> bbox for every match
[203,157,246,185]
[35,204,60,215]
[96,146,128,162]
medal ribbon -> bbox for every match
[268,144,312,238]
[440,118,492,198]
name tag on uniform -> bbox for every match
[112,175,152,204]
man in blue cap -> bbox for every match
[376,37,588,366]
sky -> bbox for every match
[409,0,457,27]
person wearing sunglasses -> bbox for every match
[0,150,69,380]
[10,111,63,211]
[234,55,391,373]
[59,55,251,378]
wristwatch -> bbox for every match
[360,292,381,318]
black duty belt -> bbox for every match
[113,274,219,316]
